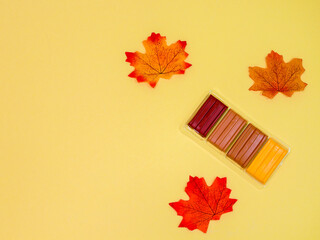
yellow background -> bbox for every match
[0,0,319,239]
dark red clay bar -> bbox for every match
[188,95,227,137]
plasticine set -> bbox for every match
[182,92,290,187]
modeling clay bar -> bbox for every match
[184,93,290,186]
[227,123,267,168]
[188,95,227,137]
[247,139,288,184]
[208,109,247,152]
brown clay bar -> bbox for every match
[208,110,247,152]
[227,123,268,168]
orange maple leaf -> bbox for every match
[125,33,191,88]
[249,51,307,99]
[169,176,237,233]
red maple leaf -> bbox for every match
[169,176,237,233]
[125,32,191,88]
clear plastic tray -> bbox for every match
[180,91,290,188]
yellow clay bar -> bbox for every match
[246,138,288,184]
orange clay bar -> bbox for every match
[246,138,288,184]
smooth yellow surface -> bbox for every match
[0,0,319,239]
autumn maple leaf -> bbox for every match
[249,51,307,99]
[169,176,237,233]
[125,33,191,88]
